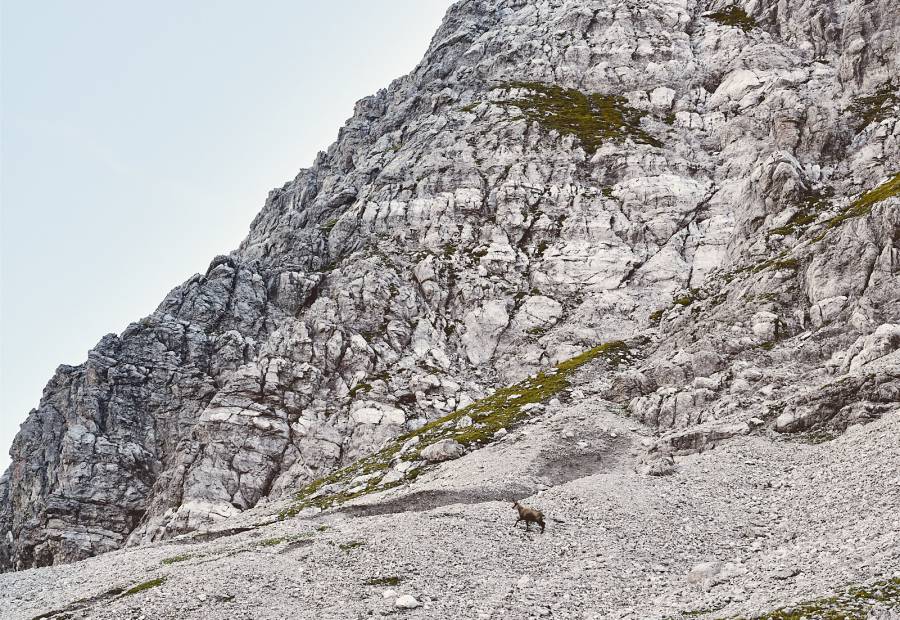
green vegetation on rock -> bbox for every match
[160,554,193,565]
[850,81,899,131]
[338,540,365,552]
[348,382,372,398]
[708,5,757,32]
[365,576,402,586]
[767,187,833,237]
[826,172,900,229]
[749,576,900,619]
[500,82,661,153]
[278,341,632,517]
[122,577,166,597]
[674,290,699,306]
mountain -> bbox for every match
[1,0,899,616]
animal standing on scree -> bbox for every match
[512,501,545,533]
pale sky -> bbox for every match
[0,0,454,473]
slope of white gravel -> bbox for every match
[2,396,898,620]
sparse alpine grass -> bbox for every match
[748,576,900,619]
[278,341,633,517]
[825,172,900,229]
[365,576,402,587]
[122,577,166,596]
[850,81,899,131]
[498,82,661,153]
[707,5,757,32]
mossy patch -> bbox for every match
[708,5,757,32]
[257,532,314,547]
[499,82,661,153]
[749,576,899,619]
[349,382,372,398]
[825,172,900,229]
[743,253,800,274]
[674,290,699,306]
[160,553,193,565]
[365,576,403,587]
[122,577,166,597]
[338,540,365,552]
[767,187,833,237]
[278,342,632,516]
[850,81,899,131]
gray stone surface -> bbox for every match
[0,5,898,611]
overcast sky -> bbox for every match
[0,0,454,473]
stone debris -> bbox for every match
[0,0,899,617]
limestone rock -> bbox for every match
[420,440,465,463]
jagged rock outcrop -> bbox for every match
[2,0,898,571]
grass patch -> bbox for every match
[788,430,838,445]
[339,540,365,552]
[708,5,757,32]
[767,187,833,237]
[258,533,314,547]
[499,82,661,153]
[850,81,899,131]
[674,290,698,306]
[826,172,900,229]
[365,576,403,587]
[122,577,166,597]
[749,576,899,619]
[278,342,632,516]
[744,254,801,274]
[160,554,193,565]
[349,382,372,398]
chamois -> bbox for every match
[512,500,545,533]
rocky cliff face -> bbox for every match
[2,0,898,572]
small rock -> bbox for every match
[637,453,676,476]
[395,594,421,609]
[455,415,473,428]
[773,567,800,580]
[517,575,531,588]
[381,470,404,485]
[494,428,508,439]
[688,561,723,585]
[383,589,398,599]
[420,439,464,463]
